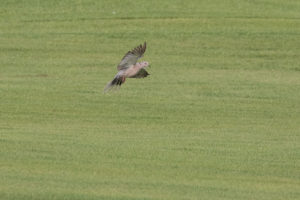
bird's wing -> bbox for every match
[131,68,150,78]
[117,42,146,71]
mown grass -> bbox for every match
[0,0,300,199]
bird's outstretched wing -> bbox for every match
[117,42,146,71]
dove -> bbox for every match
[104,42,150,92]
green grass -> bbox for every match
[1,0,300,199]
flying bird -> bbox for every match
[104,42,150,92]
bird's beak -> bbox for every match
[148,64,151,68]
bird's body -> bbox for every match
[104,42,150,92]
[124,64,141,77]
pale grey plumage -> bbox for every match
[117,42,147,71]
[104,42,150,93]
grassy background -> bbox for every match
[1,0,300,199]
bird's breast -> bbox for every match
[124,65,140,78]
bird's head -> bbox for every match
[140,61,150,68]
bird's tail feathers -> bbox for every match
[103,76,125,93]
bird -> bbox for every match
[104,42,150,92]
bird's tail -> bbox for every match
[103,76,125,93]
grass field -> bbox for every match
[1,0,300,199]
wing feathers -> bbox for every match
[131,68,150,78]
[117,42,146,71]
